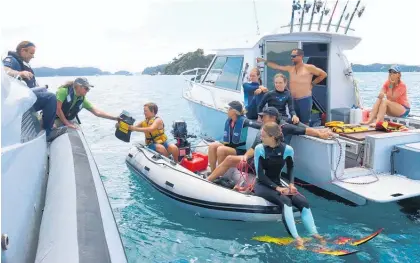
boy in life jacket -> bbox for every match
[124,102,179,162]
[56,78,120,128]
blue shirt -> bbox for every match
[242,82,260,107]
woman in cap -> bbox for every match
[361,65,411,126]
[207,101,259,173]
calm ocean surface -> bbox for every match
[39,73,420,263]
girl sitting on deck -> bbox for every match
[361,65,411,126]
[257,73,300,125]
[253,122,324,247]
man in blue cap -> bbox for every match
[56,77,120,128]
[3,41,67,142]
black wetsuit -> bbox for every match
[258,90,296,118]
[253,142,318,238]
[250,123,306,150]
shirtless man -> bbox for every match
[257,48,327,125]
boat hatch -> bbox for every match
[333,168,420,203]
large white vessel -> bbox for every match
[1,67,127,262]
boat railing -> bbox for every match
[180,68,221,111]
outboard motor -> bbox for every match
[171,120,194,161]
[172,120,209,173]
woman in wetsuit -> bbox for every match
[253,122,323,247]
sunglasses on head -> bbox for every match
[23,42,35,48]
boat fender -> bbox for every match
[1,234,9,250]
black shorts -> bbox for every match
[235,148,247,155]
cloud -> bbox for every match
[1,0,419,72]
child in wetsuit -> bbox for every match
[257,73,300,125]
[253,122,323,247]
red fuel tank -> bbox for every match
[180,152,208,173]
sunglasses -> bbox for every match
[23,42,35,48]
[389,70,399,74]
[290,54,300,58]
[83,86,90,92]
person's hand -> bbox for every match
[115,122,120,129]
[256,57,266,63]
[254,88,262,95]
[276,186,290,195]
[319,129,334,139]
[241,155,248,162]
[378,92,385,99]
[259,86,268,93]
[19,71,33,79]
[292,115,300,124]
[66,123,78,129]
[289,184,298,194]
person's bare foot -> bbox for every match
[360,120,372,125]
[369,122,377,127]
[312,234,326,245]
[295,237,305,249]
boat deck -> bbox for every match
[333,167,420,203]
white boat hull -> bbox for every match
[126,143,300,222]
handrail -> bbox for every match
[180,67,222,111]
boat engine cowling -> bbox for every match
[171,120,196,162]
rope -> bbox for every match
[235,160,256,192]
[330,138,379,185]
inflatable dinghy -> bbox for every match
[126,138,300,222]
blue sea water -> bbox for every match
[39,73,420,263]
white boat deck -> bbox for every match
[333,167,420,203]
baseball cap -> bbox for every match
[258,107,279,118]
[388,65,401,73]
[74,77,94,88]
[228,101,243,113]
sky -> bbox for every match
[1,0,419,73]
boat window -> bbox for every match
[203,56,244,91]
[264,41,299,91]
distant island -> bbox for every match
[33,67,133,77]
[142,49,420,75]
[31,49,419,77]
[142,49,215,75]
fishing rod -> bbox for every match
[326,0,339,32]
[308,0,317,31]
[336,0,350,32]
[291,0,296,33]
[317,0,328,31]
[299,0,307,32]
[345,0,362,34]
